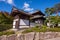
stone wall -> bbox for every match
[0,32,60,40]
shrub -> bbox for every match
[38,25,47,32]
[22,27,40,33]
[3,31,15,35]
[42,25,47,29]
[0,24,12,31]
[49,28,60,32]
[0,32,3,36]
[39,28,47,32]
[31,27,40,32]
[22,26,60,33]
[0,30,15,36]
[35,25,39,28]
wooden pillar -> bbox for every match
[13,15,20,30]
[15,19,20,29]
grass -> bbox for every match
[48,28,60,32]
[0,30,15,36]
[22,26,60,34]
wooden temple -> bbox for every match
[31,11,45,26]
[11,7,45,30]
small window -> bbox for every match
[35,21,38,23]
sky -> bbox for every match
[0,0,60,14]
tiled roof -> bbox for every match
[11,6,45,17]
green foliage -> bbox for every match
[0,32,3,36]
[22,26,40,34]
[48,28,60,32]
[22,29,33,34]
[45,3,60,27]
[0,31,15,36]
[22,26,47,33]
[45,8,55,15]
[35,25,39,28]
[3,31,15,35]
[31,27,40,32]
[22,26,60,33]
[41,25,47,29]
[0,12,13,32]
[50,16,60,25]
[0,24,12,32]
[39,25,47,32]
[45,8,55,27]
[0,12,13,24]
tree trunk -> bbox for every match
[48,13,51,28]
[53,24,54,28]
[49,20,51,28]
[56,11,59,26]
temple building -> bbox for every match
[11,7,45,30]
[31,11,45,25]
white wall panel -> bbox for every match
[20,19,29,25]
[19,19,30,28]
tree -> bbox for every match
[53,3,60,26]
[45,8,55,28]
[54,3,60,16]
[0,11,13,24]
